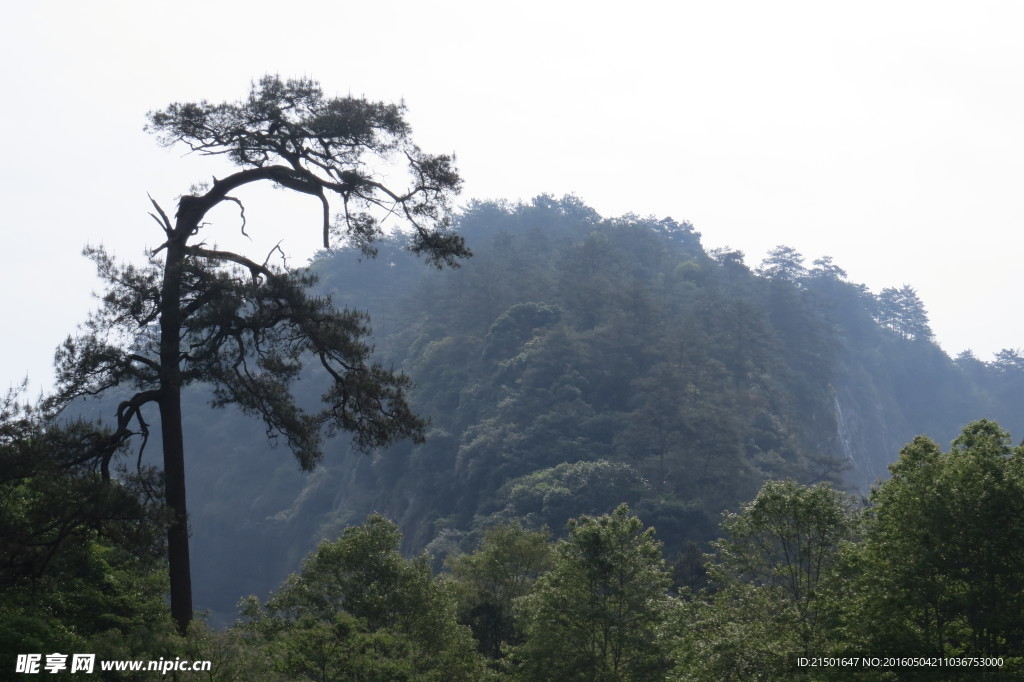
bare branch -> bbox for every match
[185,245,276,282]
[148,194,174,237]
[127,353,161,373]
[222,195,249,239]
[318,190,330,248]
[262,242,287,269]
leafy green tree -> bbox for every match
[0,389,174,674]
[49,76,467,633]
[675,480,859,680]
[510,504,675,681]
[239,514,487,681]
[446,523,554,659]
[858,420,1024,669]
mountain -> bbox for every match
[105,196,1019,625]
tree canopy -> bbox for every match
[146,75,468,261]
[859,420,1024,663]
[510,504,675,681]
[239,515,487,681]
[677,481,859,680]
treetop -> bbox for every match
[145,75,468,266]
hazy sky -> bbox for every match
[3,1,1023,395]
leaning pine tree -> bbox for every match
[49,76,469,634]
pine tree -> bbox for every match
[49,76,467,633]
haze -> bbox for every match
[3,0,1022,393]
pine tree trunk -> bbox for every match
[160,236,193,635]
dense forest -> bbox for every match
[5,193,1024,679]
[176,195,1024,617]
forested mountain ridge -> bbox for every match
[143,195,1024,624]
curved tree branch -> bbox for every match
[185,245,277,282]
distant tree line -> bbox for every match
[756,244,934,342]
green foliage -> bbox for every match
[87,195,1024,628]
[858,420,1024,670]
[510,504,675,681]
[757,245,808,282]
[481,460,648,532]
[484,302,562,362]
[55,242,430,470]
[0,543,176,680]
[398,203,840,558]
[238,514,488,681]
[446,523,555,659]
[0,390,177,676]
[874,285,933,341]
[0,444,162,591]
[675,481,859,680]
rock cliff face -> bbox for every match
[831,386,904,493]
[827,325,1012,495]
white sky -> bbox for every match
[3,1,1023,395]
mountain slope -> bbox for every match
[150,196,1022,623]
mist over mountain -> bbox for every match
[98,196,1021,625]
